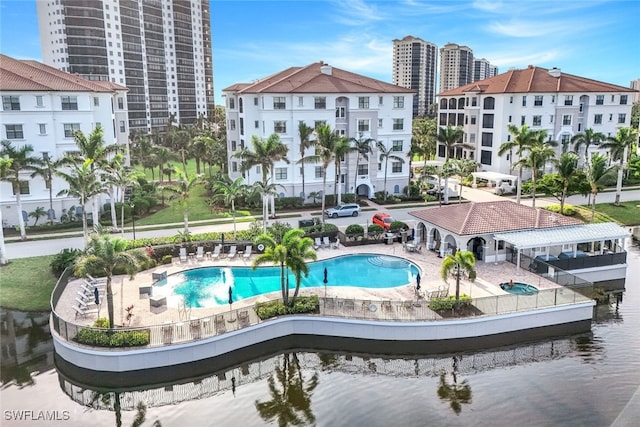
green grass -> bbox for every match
[588,201,640,226]
[0,255,57,311]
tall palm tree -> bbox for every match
[513,131,557,207]
[211,176,248,238]
[252,180,282,231]
[0,141,44,240]
[584,153,615,222]
[333,137,352,204]
[74,233,149,330]
[412,116,437,167]
[376,140,405,201]
[166,123,192,175]
[571,128,605,164]
[601,127,638,205]
[160,171,202,234]
[0,157,12,264]
[556,152,579,215]
[101,153,139,232]
[451,158,478,203]
[349,133,375,199]
[30,153,61,224]
[153,146,178,183]
[440,250,476,303]
[298,122,315,201]
[436,126,471,204]
[28,206,46,226]
[498,124,537,204]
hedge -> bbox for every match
[74,328,151,347]
[254,295,319,320]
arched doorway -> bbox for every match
[468,237,486,260]
[356,183,371,198]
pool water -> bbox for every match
[154,254,419,308]
[500,282,539,295]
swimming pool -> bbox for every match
[154,254,420,308]
[500,282,539,296]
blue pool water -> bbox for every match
[500,282,539,295]
[155,254,420,308]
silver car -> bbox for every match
[324,204,360,218]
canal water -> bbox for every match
[1,244,638,426]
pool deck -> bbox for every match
[56,242,561,328]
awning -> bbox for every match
[472,171,518,184]
[493,222,631,250]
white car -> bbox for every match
[324,204,360,218]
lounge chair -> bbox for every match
[179,247,188,262]
[195,246,204,261]
[214,314,226,334]
[87,274,107,284]
[211,244,222,259]
[314,237,322,250]
[322,236,330,248]
[238,310,250,327]
[227,245,237,258]
[331,238,340,249]
[73,305,98,319]
[243,245,252,258]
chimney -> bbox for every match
[548,67,561,78]
[320,63,332,75]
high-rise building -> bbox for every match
[439,43,473,92]
[37,0,214,133]
[473,58,498,82]
[392,36,437,117]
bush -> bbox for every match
[50,248,83,276]
[345,224,364,235]
[428,295,472,311]
[274,196,304,210]
[74,328,150,347]
[544,204,577,216]
[94,318,110,328]
[367,224,384,239]
[161,254,173,265]
[254,295,319,320]
[389,221,408,232]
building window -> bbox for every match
[469,133,476,143]
[63,123,80,137]
[231,140,237,151]
[336,106,346,118]
[231,162,238,172]
[618,113,626,124]
[620,95,628,105]
[471,97,477,106]
[12,180,30,195]
[521,96,527,107]
[36,95,44,107]
[533,115,542,126]
[298,96,304,107]
[561,134,571,146]
[562,115,572,126]
[508,115,512,123]
[254,97,259,106]
[596,95,604,105]
[119,120,125,132]
[358,96,369,109]
[274,121,286,133]
[5,124,24,139]
[521,116,526,125]
[357,164,368,175]
[594,114,603,125]
[509,96,513,104]
[358,120,370,132]
[378,119,383,128]
[61,96,78,110]
[549,115,554,123]
[470,115,477,125]
[483,97,495,110]
[481,132,493,147]
[392,161,402,173]
[392,140,403,151]
[229,119,236,130]
[315,166,323,178]
[392,118,404,130]
[564,95,573,106]
[379,96,384,106]
[273,97,286,109]
[482,114,494,128]
[93,97,100,107]
[275,168,287,180]
[2,96,20,111]
[480,150,492,165]
[314,97,326,109]
[240,118,244,135]
[228,98,235,109]
[534,96,543,106]
[393,96,404,108]
[39,123,47,134]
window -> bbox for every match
[239,98,243,113]
[564,95,573,106]
[314,120,326,129]
[533,115,542,126]
[5,124,23,139]
[298,96,304,107]
[228,98,235,109]
[39,124,46,134]
[61,96,78,110]
[118,97,124,109]
[521,116,526,125]
[620,95,628,105]
[12,180,30,195]
[275,168,287,180]
[521,96,527,107]
[254,97,259,106]
[36,95,44,107]
[469,133,476,143]
[358,120,370,132]
[392,140,403,151]
[254,120,259,129]
[392,118,403,130]
[439,113,447,126]
[119,120,125,132]
[594,114,603,125]
[551,95,556,103]
[550,115,554,123]
[229,119,236,130]
[534,95,543,106]
[378,119,383,128]
[231,162,237,172]
[483,97,495,110]
[392,161,402,173]
[480,150,492,165]
[240,118,244,135]
[336,106,346,118]
[482,114,494,128]
[481,132,493,147]
[274,121,287,133]
[561,134,571,146]
[393,96,404,108]
[314,97,326,109]
[508,115,512,123]
[315,166,323,178]
[618,113,626,124]
[2,96,20,110]
[63,123,80,137]
[231,140,237,151]
[509,96,513,104]
[357,164,368,175]
[596,95,604,105]
[358,97,369,109]
[468,115,476,125]
[562,115,572,125]
[273,97,285,109]
[471,97,477,107]
[379,96,384,106]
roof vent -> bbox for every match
[320,64,332,75]
[548,67,561,78]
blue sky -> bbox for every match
[1,0,638,104]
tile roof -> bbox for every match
[438,65,637,96]
[0,54,127,92]
[223,61,415,94]
[409,200,582,236]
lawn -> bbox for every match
[589,201,640,226]
[0,255,57,311]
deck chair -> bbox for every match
[73,305,98,319]
[211,244,222,259]
[238,310,250,327]
[179,247,188,262]
[314,237,322,250]
[243,245,252,258]
[195,246,204,261]
[322,236,330,248]
[214,314,226,334]
[331,238,340,249]
[87,274,107,284]
[227,245,237,258]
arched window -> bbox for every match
[458,97,466,109]
[483,97,495,110]
[449,98,457,109]
[394,185,400,194]
[440,99,448,110]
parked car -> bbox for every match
[324,204,360,218]
[372,213,393,230]
[495,179,516,195]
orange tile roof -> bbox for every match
[223,61,415,94]
[409,200,582,235]
[438,65,637,96]
[0,54,127,92]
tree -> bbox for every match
[376,140,405,201]
[437,356,472,415]
[571,128,605,164]
[412,116,437,167]
[349,133,375,200]
[556,152,579,214]
[30,153,61,224]
[153,146,178,183]
[297,122,315,201]
[28,206,46,226]
[584,153,615,222]
[211,176,248,239]
[332,137,352,204]
[440,250,476,303]
[513,131,557,207]
[253,180,283,231]
[74,234,149,331]
[601,127,638,205]
[498,124,537,204]
[436,126,471,204]
[160,171,202,234]
[450,158,478,204]
[0,157,12,264]
[0,141,43,240]
[102,153,140,233]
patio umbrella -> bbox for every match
[94,286,100,305]
[323,267,328,284]
[416,273,421,291]
[228,285,233,306]
[221,233,225,248]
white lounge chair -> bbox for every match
[211,244,222,259]
[332,238,340,249]
[195,246,204,261]
[73,305,98,319]
[322,236,330,248]
[179,247,188,262]
[87,274,107,284]
[314,238,322,250]
[243,245,252,258]
[227,245,237,258]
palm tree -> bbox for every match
[412,116,437,167]
[498,124,537,204]
[28,207,46,226]
[0,141,44,240]
[556,152,580,215]
[584,153,616,222]
[161,171,202,234]
[436,126,471,204]
[349,133,374,199]
[297,122,315,201]
[211,176,248,239]
[601,127,638,205]
[437,357,472,415]
[253,180,283,231]
[571,128,605,164]
[74,233,149,331]
[376,140,405,201]
[513,131,557,207]
[333,137,352,204]
[450,158,478,204]
[30,153,61,224]
[440,250,476,303]
[153,146,178,183]
[101,153,139,233]
[0,157,12,264]
[166,123,192,175]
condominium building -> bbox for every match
[36,0,214,133]
[223,62,414,201]
[436,65,637,175]
[392,35,438,117]
[0,54,128,226]
[439,43,474,92]
[473,58,498,82]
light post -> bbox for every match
[129,202,136,241]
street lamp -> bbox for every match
[129,202,136,241]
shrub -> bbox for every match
[254,295,319,320]
[544,204,576,216]
[50,248,83,276]
[94,317,110,328]
[345,224,364,235]
[367,224,384,239]
[74,328,150,347]
[389,221,408,232]
[161,254,173,265]
[428,295,472,311]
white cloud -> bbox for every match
[331,0,385,26]
[472,0,504,12]
[489,50,562,68]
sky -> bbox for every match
[1,0,638,105]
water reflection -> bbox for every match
[437,356,472,415]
